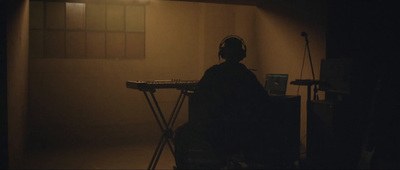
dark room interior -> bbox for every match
[2,0,399,169]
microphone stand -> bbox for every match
[303,33,319,100]
[291,32,327,166]
[295,32,320,165]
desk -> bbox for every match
[187,94,301,164]
[126,80,198,170]
[268,95,301,163]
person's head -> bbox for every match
[218,35,247,63]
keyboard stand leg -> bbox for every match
[143,90,188,170]
[149,92,175,153]
[148,132,167,170]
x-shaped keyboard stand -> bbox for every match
[142,88,189,170]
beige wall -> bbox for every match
[28,1,197,147]
[27,1,258,147]
[7,0,29,167]
[202,3,258,73]
[27,0,326,149]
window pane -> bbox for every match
[126,32,145,59]
[66,3,86,30]
[66,31,86,58]
[106,32,125,59]
[87,32,106,58]
[46,2,65,29]
[44,31,65,58]
[126,6,145,32]
[106,5,124,31]
[86,3,106,31]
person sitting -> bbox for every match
[174,35,277,169]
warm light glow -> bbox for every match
[137,0,150,3]
[106,0,151,5]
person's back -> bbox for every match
[192,61,268,126]
[175,35,272,168]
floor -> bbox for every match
[18,143,176,169]
[16,139,308,169]
[17,141,302,169]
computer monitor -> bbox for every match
[265,74,289,95]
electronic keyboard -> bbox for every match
[126,80,199,91]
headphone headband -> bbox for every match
[218,35,247,62]
[219,35,247,52]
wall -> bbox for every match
[255,0,327,148]
[201,3,258,72]
[28,0,197,147]
[27,0,327,152]
[27,1,258,148]
[7,0,30,167]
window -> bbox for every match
[29,1,145,59]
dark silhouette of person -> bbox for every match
[174,35,276,169]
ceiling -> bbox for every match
[31,0,263,6]
[164,0,263,6]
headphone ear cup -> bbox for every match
[241,48,246,59]
[219,47,226,59]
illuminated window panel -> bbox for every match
[29,1,44,29]
[29,30,44,58]
[126,32,145,59]
[86,3,106,31]
[106,5,125,31]
[45,2,65,29]
[106,32,125,59]
[86,32,106,59]
[66,32,86,58]
[66,3,86,30]
[30,1,146,60]
[126,6,145,32]
[44,31,65,58]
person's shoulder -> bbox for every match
[237,63,258,79]
[209,64,222,69]
[237,63,248,69]
[235,63,253,73]
[201,64,221,78]
[204,62,249,74]
[206,64,223,72]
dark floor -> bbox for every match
[17,143,304,169]
[16,139,374,169]
[18,143,175,169]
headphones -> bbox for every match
[218,35,247,62]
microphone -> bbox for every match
[301,32,308,37]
